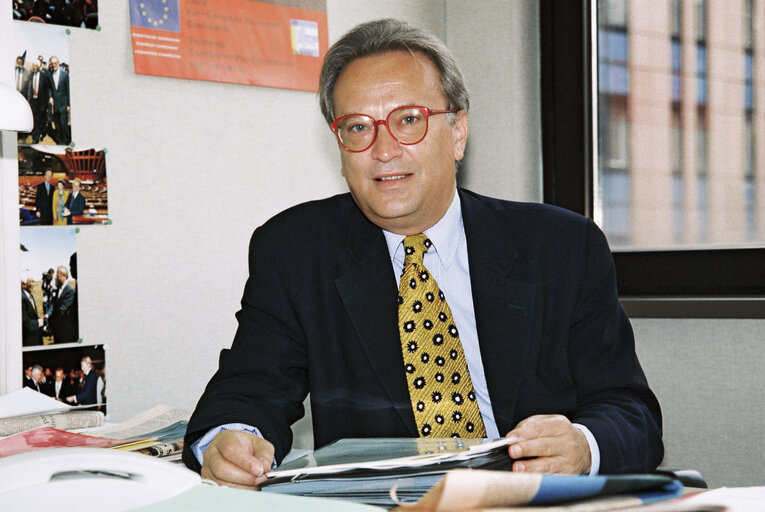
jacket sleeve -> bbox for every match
[567,220,663,473]
[75,372,97,404]
[183,224,309,471]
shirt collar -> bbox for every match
[383,191,462,269]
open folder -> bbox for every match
[260,438,515,506]
[259,438,684,509]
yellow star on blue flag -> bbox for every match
[129,0,180,32]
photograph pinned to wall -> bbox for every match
[128,0,328,91]
[20,227,79,348]
[19,145,109,226]
[23,345,106,413]
[12,0,99,30]
[12,21,72,146]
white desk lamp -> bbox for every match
[0,82,33,132]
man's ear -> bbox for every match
[452,110,469,162]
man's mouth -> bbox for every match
[376,174,410,181]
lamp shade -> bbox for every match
[0,83,33,132]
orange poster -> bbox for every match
[128,0,327,92]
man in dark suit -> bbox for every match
[14,56,26,91]
[66,357,97,406]
[23,366,37,391]
[64,178,85,224]
[49,265,78,344]
[46,55,70,145]
[35,170,55,225]
[21,274,44,346]
[23,61,50,144]
[184,19,662,486]
[24,365,44,393]
[48,367,72,401]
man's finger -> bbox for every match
[511,414,569,439]
[202,448,260,488]
[218,441,269,477]
[513,456,565,474]
[201,431,275,489]
[509,437,556,460]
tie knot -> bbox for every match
[403,234,432,266]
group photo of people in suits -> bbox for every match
[18,146,110,226]
[14,52,71,146]
[21,262,79,347]
[21,169,87,226]
[23,347,106,412]
[20,226,79,347]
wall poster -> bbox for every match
[128,0,328,91]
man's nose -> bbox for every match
[370,122,403,161]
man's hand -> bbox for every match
[200,430,275,490]
[505,414,591,474]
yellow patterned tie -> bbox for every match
[398,234,486,438]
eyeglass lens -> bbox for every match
[336,106,429,151]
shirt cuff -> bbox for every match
[190,423,267,467]
[573,423,600,476]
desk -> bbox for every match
[136,484,382,511]
[0,447,380,511]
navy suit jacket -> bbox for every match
[75,370,98,406]
[35,182,54,224]
[48,69,70,113]
[22,290,43,346]
[23,71,49,112]
[51,282,78,343]
[65,192,86,224]
[184,190,662,473]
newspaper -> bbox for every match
[87,404,189,440]
[0,410,104,436]
[140,440,184,457]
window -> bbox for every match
[540,0,765,317]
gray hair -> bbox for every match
[318,18,469,125]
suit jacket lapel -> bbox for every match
[334,207,416,435]
[460,190,539,434]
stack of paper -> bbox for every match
[260,438,513,507]
[0,388,104,436]
[87,405,190,461]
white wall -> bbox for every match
[448,0,541,201]
[634,318,765,488]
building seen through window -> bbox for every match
[596,0,764,250]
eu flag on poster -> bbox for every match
[129,0,181,32]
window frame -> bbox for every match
[539,0,765,318]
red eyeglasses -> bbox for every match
[330,105,456,152]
